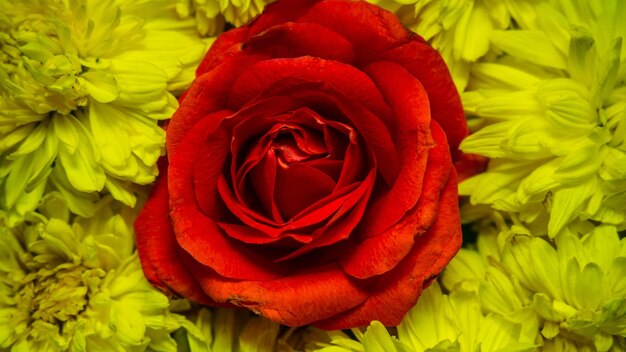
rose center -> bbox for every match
[243,125,341,221]
[272,130,329,166]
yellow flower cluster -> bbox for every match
[173,307,302,351]
[444,215,626,351]
[0,0,207,225]
[0,195,184,351]
[460,0,626,237]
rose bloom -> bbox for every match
[136,0,474,329]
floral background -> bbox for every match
[1,0,624,351]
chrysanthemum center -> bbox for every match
[15,263,100,324]
[0,16,88,114]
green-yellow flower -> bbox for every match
[0,195,182,351]
[460,0,626,237]
[177,307,299,352]
[0,0,208,225]
[443,219,626,351]
[304,321,410,352]
[502,227,626,351]
[398,281,538,352]
[175,0,273,36]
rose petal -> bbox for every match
[341,121,452,279]
[191,261,370,327]
[168,54,265,156]
[135,160,214,305]
[246,22,356,64]
[357,61,434,237]
[276,169,375,261]
[248,0,322,36]
[274,163,337,219]
[192,110,233,219]
[227,57,392,126]
[218,222,313,245]
[218,175,359,238]
[317,168,462,329]
[171,194,286,280]
[197,27,250,76]
[296,0,408,53]
[304,158,343,181]
[373,38,468,160]
[247,148,283,222]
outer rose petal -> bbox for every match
[228,56,392,122]
[296,0,408,52]
[245,22,356,64]
[355,61,433,237]
[196,27,250,76]
[248,0,322,35]
[135,160,214,305]
[168,54,265,156]
[374,38,468,159]
[190,261,370,326]
[317,169,462,329]
[341,121,453,279]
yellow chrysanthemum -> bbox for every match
[366,0,515,91]
[0,0,208,226]
[175,0,273,36]
[304,321,410,352]
[443,218,626,352]
[177,307,299,351]
[0,195,183,351]
[398,281,538,352]
[460,0,626,237]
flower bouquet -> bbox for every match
[1,0,625,351]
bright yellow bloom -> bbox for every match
[443,218,626,351]
[501,227,626,351]
[175,0,273,36]
[178,307,299,351]
[305,321,410,352]
[398,281,538,352]
[0,195,183,351]
[0,0,207,225]
[460,0,626,237]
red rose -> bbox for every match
[136,0,471,329]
